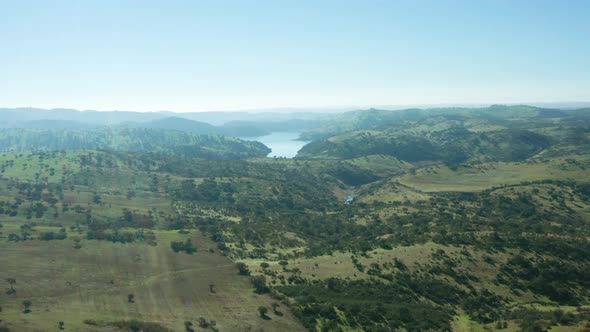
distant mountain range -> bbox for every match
[0,107,332,137]
[2,104,589,141]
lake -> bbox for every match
[242,132,310,158]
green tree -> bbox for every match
[258,306,268,318]
[5,278,16,294]
[236,262,250,276]
[271,302,281,315]
[251,276,270,294]
[22,300,32,313]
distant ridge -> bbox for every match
[128,116,218,134]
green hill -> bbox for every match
[130,116,270,137]
[2,105,590,331]
[137,116,219,133]
[0,128,270,159]
[297,114,553,163]
[298,105,580,141]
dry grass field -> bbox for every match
[396,156,590,193]
[0,228,305,331]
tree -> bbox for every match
[279,260,289,270]
[198,317,209,328]
[250,275,270,294]
[126,190,136,200]
[5,278,16,294]
[258,306,269,318]
[58,321,65,330]
[170,239,196,254]
[23,300,32,313]
[73,237,82,249]
[7,233,20,242]
[260,262,270,269]
[236,262,250,276]
[92,193,102,204]
[209,283,216,293]
[271,302,281,314]
[184,321,194,332]
[127,294,135,303]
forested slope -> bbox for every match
[0,128,270,159]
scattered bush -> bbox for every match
[170,239,197,254]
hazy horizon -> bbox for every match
[3,101,590,115]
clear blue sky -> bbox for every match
[1,0,589,112]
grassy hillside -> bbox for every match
[0,151,304,331]
[298,105,578,141]
[125,116,270,137]
[0,128,271,159]
[0,230,304,332]
[297,107,590,163]
[395,156,590,192]
[1,105,590,331]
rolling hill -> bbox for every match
[0,128,271,159]
[1,105,590,331]
[296,108,590,163]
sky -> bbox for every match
[1,0,589,112]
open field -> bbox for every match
[0,228,304,331]
[396,155,590,193]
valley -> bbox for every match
[0,105,589,331]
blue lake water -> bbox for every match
[242,132,310,158]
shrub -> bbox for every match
[170,239,197,254]
[236,262,250,276]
